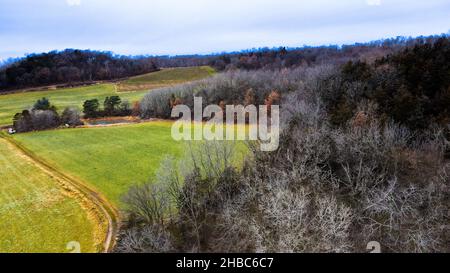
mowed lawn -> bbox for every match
[0,66,216,126]
[12,122,183,205]
[0,138,99,253]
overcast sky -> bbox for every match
[0,0,449,60]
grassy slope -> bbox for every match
[0,138,98,253]
[0,66,215,126]
[12,122,183,205]
[118,66,215,91]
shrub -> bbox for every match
[13,98,61,132]
[33,97,56,111]
[131,101,141,116]
[83,99,100,118]
[13,109,60,132]
[115,225,173,253]
[119,100,132,116]
[61,107,83,126]
[31,110,60,131]
[104,96,122,116]
[13,110,34,133]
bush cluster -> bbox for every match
[13,98,82,132]
[82,96,132,118]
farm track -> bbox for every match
[1,134,119,253]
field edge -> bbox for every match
[1,132,120,253]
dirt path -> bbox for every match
[1,134,119,253]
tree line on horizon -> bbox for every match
[0,49,159,91]
[159,34,449,70]
[1,34,448,92]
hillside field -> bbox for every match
[117,66,216,91]
[0,137,103,253]
[0,66,215,126]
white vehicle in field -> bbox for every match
[8,128,16,134]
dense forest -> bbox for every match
[116,36,450,253]
[153,35,448,70]
[139,36,450,131]
[2,35,447,93]
[0,50,159,91]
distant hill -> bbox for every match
[2,34,449,93]
[0,49,158,92]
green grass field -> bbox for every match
[12,122,249,206]
[118,66,215,91]
[0,66,215,126]
[0,138,101,253]
[12,122,183,205]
